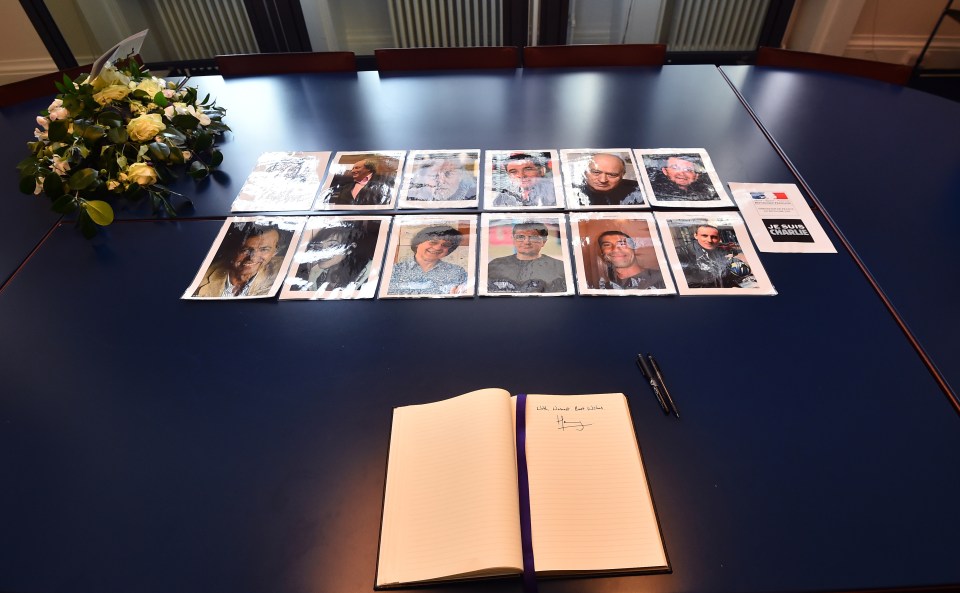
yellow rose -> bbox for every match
[126,114,166,142]
[125,163,158,186]
[134,78,163,97]
[93,84,132,105]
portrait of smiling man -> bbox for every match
[595,230,666,290]
[192,221,289,298]
[644,152,720,202]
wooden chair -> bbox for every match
[755,46,913,86]
[215,52,357,77]
[0,64,91,108]
[374,46,519,72]
[523,43,667,68]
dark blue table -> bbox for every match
[0,95,63,288]
[1,67,958,593]
[721,64,960,405]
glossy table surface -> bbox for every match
[0,96,62,287]
[1,66,958,593]
[722,64,960,400]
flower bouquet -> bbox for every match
[17,58,229,237]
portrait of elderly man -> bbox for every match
[595,230,666,290]
[646,153,719,201]
[491,152,557,207]
[193,222,286,298]
[388,225,469,295]
[575,152,645,206]
[326,158,394,206]
[405,153,477,202]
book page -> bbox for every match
[377,388,523,587]
[523,393,667,573]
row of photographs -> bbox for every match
[229,148,736,213]
[182,212,777,301]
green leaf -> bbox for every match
[48,119,69,142]
[193,131,213,153]
[161,127,186,145]
[78,211,97,239]
[65,145,84,164]
[107,126,128,144]
[52,194,77,214]
[172,114,199,130]
[168,146,184,164]
[188,160,209,180]
[19,175,37,195]
[97,111,123,127]
[43,173,65,198]
[16,156,40,174]
[67,168,98,191]
[147,141,171,161]
[152,91,168,107]
[210,150,223,167]
[82,124,106,143]
[83,200,114,226]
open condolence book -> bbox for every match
[375,388,669,588]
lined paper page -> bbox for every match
[377,388,523,587]
[524,393,667,573]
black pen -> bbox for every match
[636,354,670,414]
[647,354,680,418]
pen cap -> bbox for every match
[636,354,655,380]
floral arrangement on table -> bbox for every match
[16,59,229,237]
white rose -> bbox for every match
[90,63,130,91]
[162,88,176,99]
[51,155,70,176]
[48,105,69,120]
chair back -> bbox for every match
[523,44,666,68]
[375,46,519,72]
[755,46,912,86]
[0,64,91,108]
[216,52,357,77]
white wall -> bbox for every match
[0,0,56,84]
[783,0,959,67]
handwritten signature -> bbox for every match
[556,415,591,431]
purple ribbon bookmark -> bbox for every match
[515,393,539,593]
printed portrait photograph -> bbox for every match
[637,148,732,208]
[479,213,573,297]
[655,212,776,296]
[559,149,647,209]
[398,150,480,209]
[183,216,305,300]
[570,213,675,296]
[483,149,563,209]
[379,216,477,299]
[279,216,390,300]
[314,150,405,210]
[231,151,330,212]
